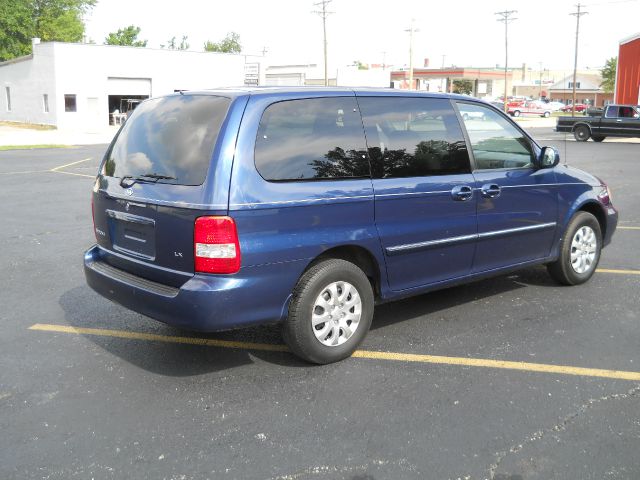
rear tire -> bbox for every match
[282,259,374,364]
[573,125,590,142]
[513,110,521,117]
[543,111,551,118]
[547,212,602,286]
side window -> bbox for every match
[358,97,470,178]
[605,106,619,118]
[254,97,369,181]
[457,103,534,170]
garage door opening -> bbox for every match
[108,95,149,125]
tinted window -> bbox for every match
[103,95,230,186]
[254,97,369,181]
[358,97,470,178]
[457,102,534,170]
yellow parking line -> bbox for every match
[29,323,288,352]
[29,323,640,381]
[50,157,95,178]
[51,170,95,178]
[618,226,640,231]
[596,268,640,275]
[0,169,50,175]
[50,157,93,172]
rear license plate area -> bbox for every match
[107,210,156,260]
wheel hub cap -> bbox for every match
[570,226,597,274]
[312,281,362,347]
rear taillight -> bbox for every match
[194,216,241,274]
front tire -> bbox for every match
[282,259,374,364]
[543,111,551,118]
[547,211,602,285]
[513,110,521,117]
[574,125,590,142]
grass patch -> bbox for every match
[0,144,69,151]
[0,121,57,130]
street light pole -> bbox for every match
[495,10,517,113]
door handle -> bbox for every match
[451,185,473,201]
[616,119,623,122]
[481,184,501,198]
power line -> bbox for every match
[312,0,333,87]
[570,3,588,115]
[495,10,517,112]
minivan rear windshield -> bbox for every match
[103,95,231,186]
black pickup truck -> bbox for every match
[556,104,640,142]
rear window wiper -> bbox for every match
[119,173,177,188]
[139,173,177,182]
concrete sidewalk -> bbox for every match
[0,124,118,147]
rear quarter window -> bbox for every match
[103,95,231,186]
[254,97,370,181]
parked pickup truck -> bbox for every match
[556,104,640,142]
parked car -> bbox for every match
[508,101,552,117]
[547,101,566,111]
[561,103,587,113]
[556,104,640,141]
[85,88,618,364]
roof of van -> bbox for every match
[173,87,480,102]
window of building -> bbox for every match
[43,94,49,113]
[5,87,11,112]
[358,97,470,178]
[457,102,533,170]
[255,97,370,181]
[568,82,581,89]
[64,94,77,112]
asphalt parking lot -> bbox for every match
[1,129,639,480]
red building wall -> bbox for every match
[616,35,640,104]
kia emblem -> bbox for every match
[126,188,133,196]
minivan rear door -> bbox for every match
[92,93,244,287]
[358,95,478,292]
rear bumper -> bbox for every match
[84,245,303,332]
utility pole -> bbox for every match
[570,3,588,115]
[495,10,517,112]
[539,61,544,99]
[313,0,333,86]
[404,19,419,90]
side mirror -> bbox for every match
[539,146,560,168]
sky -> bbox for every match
[83,0,640,72]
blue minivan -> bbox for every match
[85,88,618,364]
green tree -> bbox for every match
[0,0,33,60]
[104,25,147,47]
[353,60,368,70]
[162,35,189,50]
[0,0,95,61]
[452,79,474,95]
[600,57,617,93]
[204,32,241,53]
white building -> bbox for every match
[0,40,264,128]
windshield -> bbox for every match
[103,94,231,186]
